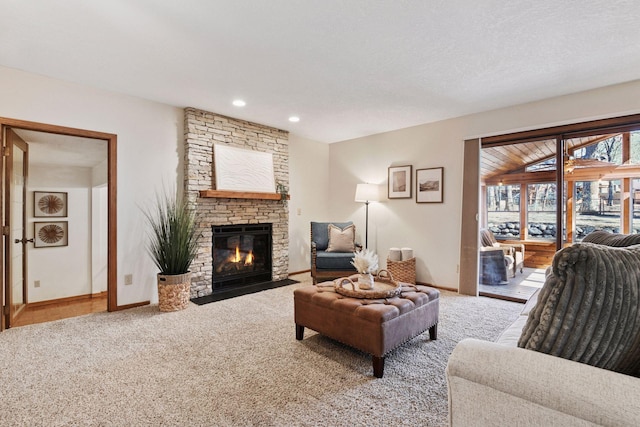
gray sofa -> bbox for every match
[447,232,640,426]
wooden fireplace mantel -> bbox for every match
[199,189,290,200]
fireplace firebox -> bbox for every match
[212,223,272,289]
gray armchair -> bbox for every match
[310,221,361,284]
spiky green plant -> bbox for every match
[143,190,198,275]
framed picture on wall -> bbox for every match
[34,191,68,217]
[416,167,444,203]
[388,165,412,199]
[34,221,68,248]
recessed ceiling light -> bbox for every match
[232,99,246,107]
[289,116,300,123]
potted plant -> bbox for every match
[143,189,199,312]
[276,182,289,201]
[351,249,379,290]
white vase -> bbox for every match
[358,273,374,290]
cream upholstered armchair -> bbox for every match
[480,228,524,278]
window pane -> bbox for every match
[527,183,556,240]
[633,179,640,233]
[629,131,640,165]
[575,180,621,240]
[486,184,520,240]
[571,135,622,165]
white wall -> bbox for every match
[0,65,183,305]
[5,64,640,298]
[91,185,108,295]
[91,161,108,295]
[92,159,108,187]
[28,165,92,301]
[328,123,463,287]
[287,134,330,272]
[328,79,640,289]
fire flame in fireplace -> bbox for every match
[229,246,254,266]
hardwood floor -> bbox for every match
[479,267,546,303]
[12,294,107,328]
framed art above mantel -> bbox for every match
[213,144,275,193]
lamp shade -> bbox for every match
[355,183,379,203]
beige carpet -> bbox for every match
[0,274,523,426]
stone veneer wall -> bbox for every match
[184,107,289,298]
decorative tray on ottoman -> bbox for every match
[333,270,402,299]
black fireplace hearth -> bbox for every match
[190,277,299,305]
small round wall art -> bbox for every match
[34,191,67,217]
[33,221,68,248]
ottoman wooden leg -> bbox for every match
[429,323,438,340]
[296,324,305,340]
[372,356,385,378]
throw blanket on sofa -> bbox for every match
[518,242,640,376]
[582,230,640,246]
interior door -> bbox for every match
[5,128,28,327]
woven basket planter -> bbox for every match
[386,257,416,284]
[157,272,191,312]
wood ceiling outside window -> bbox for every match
[481,113,640,185]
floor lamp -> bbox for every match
[355,183,379,249]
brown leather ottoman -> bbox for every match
[294,282,439,378]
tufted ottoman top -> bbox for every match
[294,282,440,324]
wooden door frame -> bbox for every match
[5,130,29,323]
[0,117,119,329]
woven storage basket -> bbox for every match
[386,257,416,284]
[157,272,191,312]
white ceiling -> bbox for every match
[2,1,640,143]
[13,129,107,168]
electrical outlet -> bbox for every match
[124,274,133,285]
[297,208,302,216]
[34,280,41,288]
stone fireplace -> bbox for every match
[184,108,289,298]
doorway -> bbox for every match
[1,118,118,330]
[460,113,640,299]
